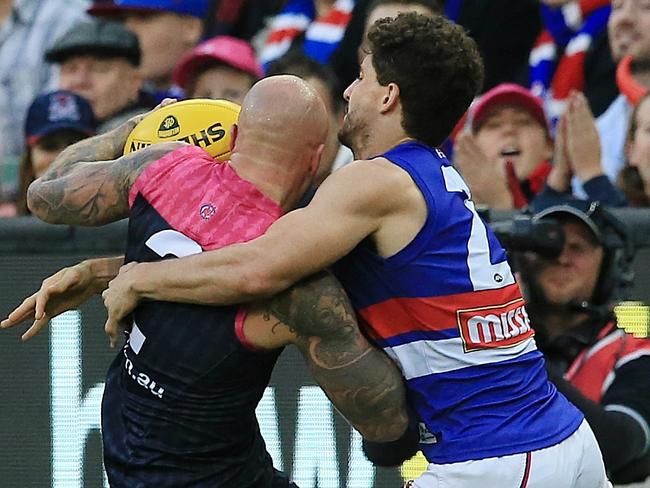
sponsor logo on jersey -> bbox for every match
[457,298,533,352]
[199,203,216,220]
[158,115,180,138]
[122,349,165,399]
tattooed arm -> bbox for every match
[246,271,409,442]
[27,113,184,226]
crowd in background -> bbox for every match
[1,0,650,486]
[2,0,650,217]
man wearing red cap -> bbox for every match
[173,36,262,104]
[454,83,553,209]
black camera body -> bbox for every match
[484,202,635,307]
[490,216,565,258]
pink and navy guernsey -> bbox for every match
[332,141,584,464]
[102,146,296,487]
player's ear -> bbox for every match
[311,143,325,176]
[380,83,400,114]
[230,124,238,152]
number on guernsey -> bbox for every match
[125,229,203,357]
[145,229,203,258]
[441,166,514,291]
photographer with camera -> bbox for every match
[518,200,650,485]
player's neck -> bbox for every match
[351,112,408,157]
[229,155,299,211]
[356,132,416,160]
[352,109,415,158]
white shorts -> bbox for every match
[409,420,612,488]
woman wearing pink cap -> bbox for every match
[173,36,263,104]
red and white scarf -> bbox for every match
[260,0,354,70]
[529,0,611,128]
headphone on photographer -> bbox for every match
[533,200,635,308]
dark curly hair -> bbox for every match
[367,13,484,147]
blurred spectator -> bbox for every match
[518,200,650,485]
[204,0,285,40]
[595,0,650,191]
[363,0,440,27]
[258,0,356,71]
[537,90,628,209]
[618,93,650,207]
[88,0,209,101]
[45,18,154,133]
[454,83,553,209]
[173,35,261,103]
[451,0,541,93]
[0,0,87,216]
[529,0,613,126]
[357,0,442,59]
[267,52,352,186]
[332,0,541,95]
[17,90,96,215]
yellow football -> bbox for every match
[123,98,241,160]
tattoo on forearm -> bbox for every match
[42,121,137,181]
[262,271,408,441]
[28,142,177,226]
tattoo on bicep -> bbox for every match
[263,271,408,441]
[28,145,174,225]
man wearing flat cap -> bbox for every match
[46,18,155,133]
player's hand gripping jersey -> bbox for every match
[333,142,584,464]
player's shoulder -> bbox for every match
[315,157,417,215]
[329,156,415,192]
